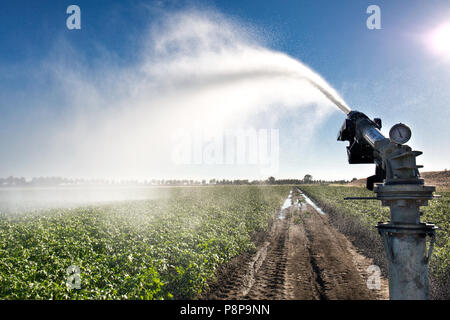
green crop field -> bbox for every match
[299,185,449,297]
[0,185,290,299]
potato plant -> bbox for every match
[0,186,290,299]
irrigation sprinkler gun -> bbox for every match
[337,110,438,300]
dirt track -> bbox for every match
[204,188,388,300]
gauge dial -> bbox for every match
[389,123,411,145]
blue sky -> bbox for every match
[0,0,449,181]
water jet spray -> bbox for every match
[306,79,351,115]
[338,110,438,299]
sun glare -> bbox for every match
[430,22,450,55]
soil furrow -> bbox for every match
[203,188,389,300]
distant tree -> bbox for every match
[351,177,357,182]
[267,176,276,185]
[303,174,313,183]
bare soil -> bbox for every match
[203,189,389,300]
[348,170,450,190]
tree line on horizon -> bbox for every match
[0,175,353,187]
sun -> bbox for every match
[430,22,450,55]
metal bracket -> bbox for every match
[378,228,395,262]
[376,222,437,265]
[424,232,436,264]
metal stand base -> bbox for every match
[374,182,437,300]
[376,222,437,300]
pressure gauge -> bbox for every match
[389,123,411,145]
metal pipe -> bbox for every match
[337,110,437,300]
[377,222,436,299]
[361,126,386,148]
